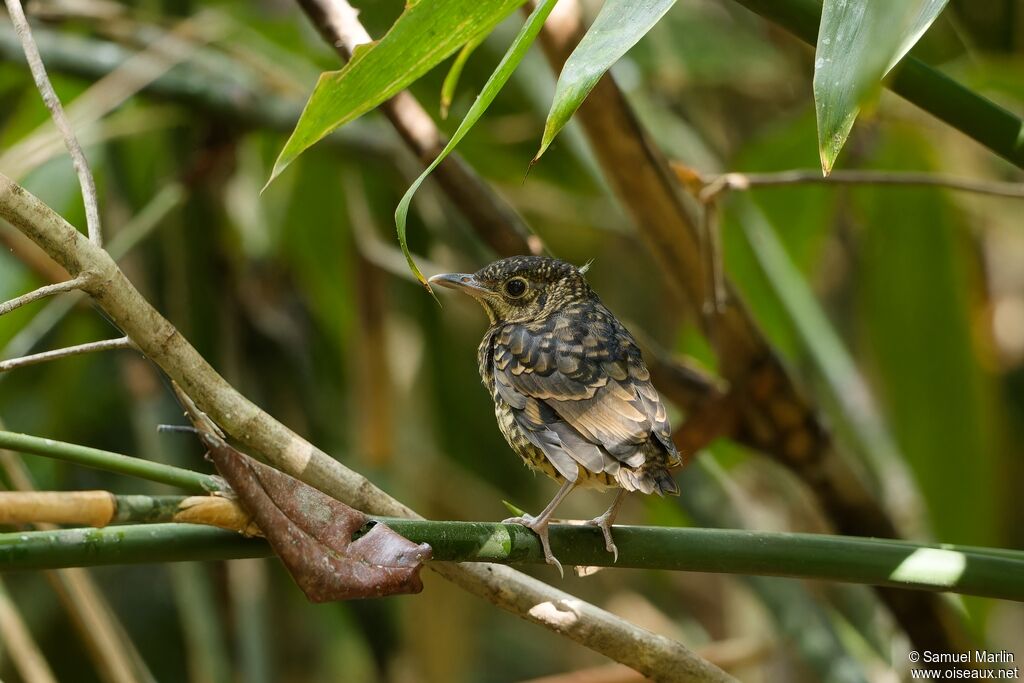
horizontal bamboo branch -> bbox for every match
[0,491,256,533]
[3,522,1021,602]
[0,431,225,493]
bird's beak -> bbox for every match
[427,272,492,297]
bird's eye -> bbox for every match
[504,277,528,298]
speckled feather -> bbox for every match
[470,257,681,495]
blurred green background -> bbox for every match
[0,0,1022,681]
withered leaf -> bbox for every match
[211,440,431,601]
[174,386,431,601]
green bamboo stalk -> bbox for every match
[0,432,223,494]
[2,522,1022,602]
[730,0,1024,169]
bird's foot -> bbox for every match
[502,514,564,578]
[585,513,619,563]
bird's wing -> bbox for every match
[492,310,679,480]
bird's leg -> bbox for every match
[585,489,628,562]
[502,479,576,576]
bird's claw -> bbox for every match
[502,515,564,578]
[585,515,619,563]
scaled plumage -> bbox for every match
[430,256,681,572]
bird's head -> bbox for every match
[429,256,593,325]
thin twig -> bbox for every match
[0,183,185,365]
[698,199,725,341]
[3,0,102,245]
[694,168,1024,204]
[0,275,88,316]
[0,336,134,372]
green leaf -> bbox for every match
[395,0,559,288]
[535,0,676,162]
[501,500,527,517]
[440,36,483,120]
[266,0,527,187]
[813,0,948,175]
[887,0,950,72]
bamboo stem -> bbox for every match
[0,431,225,493]
[2,522,1022,602]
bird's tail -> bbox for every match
[616,464,680,496]
[653,469,680,496]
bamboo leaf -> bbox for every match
[395,0,559,288]
[813,0,948,175]
[535,0,677,162]
[440,36,483,120]
[267,0,527,187]
[887,0,949,72]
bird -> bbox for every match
[429,256,681,573]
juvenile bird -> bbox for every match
[429,256,681,572]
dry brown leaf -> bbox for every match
[174,384,431,601]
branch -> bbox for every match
[3,0,102,244]
[0,430,225,493]
[4,522,1023,601]
[689,167,1024,204]
[0,491,256,533]
[730,0,1024,170]
[0,336,134,373]
[1,182,184,363]
[0,173,732,683]
[0,275,87,316]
